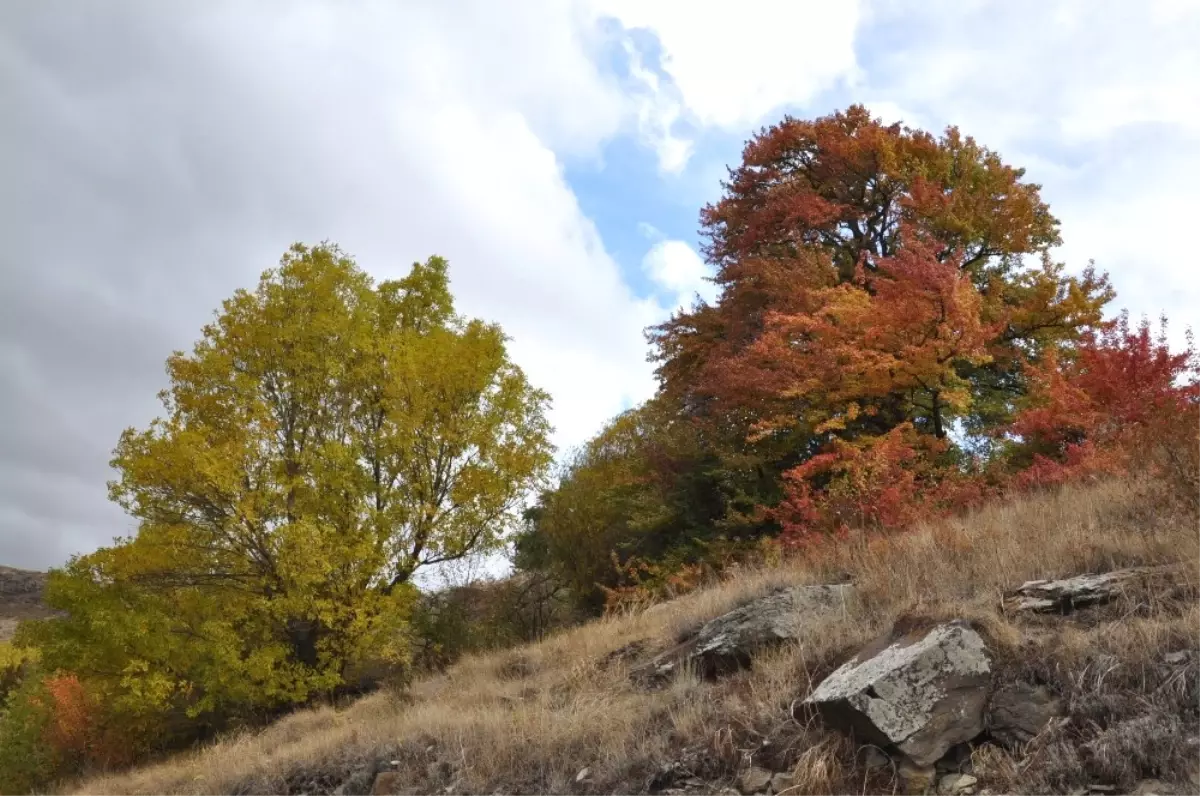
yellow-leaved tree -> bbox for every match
[11,244,552,766]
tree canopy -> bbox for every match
[519,105,1192,609]
[18,243,553,737]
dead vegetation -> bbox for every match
[70,478,1199,795]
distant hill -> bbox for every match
[0,565,54,642]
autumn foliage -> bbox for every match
[2,246,553,792]
[1010,314,1199,493]
[3,106,1197,792]
[520,105,1195,610]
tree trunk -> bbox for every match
[931,390,946,439]
[286,618,320,668]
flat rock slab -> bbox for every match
[805,620,992,767]
[1003,566,1183,614]
[633,584,854,684]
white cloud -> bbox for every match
[643,238,716,311]
[0,0,664,569]
[4,0,1197,574]
[595,0,862,129]
[589,0,864,168]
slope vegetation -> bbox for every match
[73,478,1198,796]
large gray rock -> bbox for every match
[690,584,855,675]
[805,620,992,767]
[633,585,854,683]
[1003,566,1182,614]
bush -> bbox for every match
[0,643,38,709]
[409,573,577,672]
[0,675,57,795]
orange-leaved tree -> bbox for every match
[648,104,1113,540]
[1009,313,1199,496]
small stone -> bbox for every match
[898,758,936,795]
[1087,786,1117,794]
[738,766,773,794]
[938,773,978,795]
[769,772,794,794]
[575,767,591,783]
[862,746,891,769]
[1163,650,1190,665]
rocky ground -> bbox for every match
[351,567,1198,796]
[67,480,1200,796]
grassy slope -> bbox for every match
[73,479,1199,795]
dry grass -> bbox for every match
[72,478,1199,795]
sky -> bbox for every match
[1,0,1198,572]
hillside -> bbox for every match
[0,566,52,643]
[71,478,1199,796]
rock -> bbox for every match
[1163,650,1191,665]
[1003,566,1181,614]
[861,745,891,769]
[805,620,992,767]
[1132,781,1176,795]
[630,649,687,689]
[985,682,1063,748]
[769,772,793,794]
[634,585,855,684]
[693,584,855,676]
[575,767,591,783]
[898,757,937,795]
[738,766,773,794]
[937,773,977,795]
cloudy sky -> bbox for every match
[2,0,1197,571]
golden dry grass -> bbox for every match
[72,478,1199,795]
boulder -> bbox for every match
[805,621,992,767]
[633,585,854,684]
[691,584,854,675]
[1003,566,1181,614]
[985,682,1063,748]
